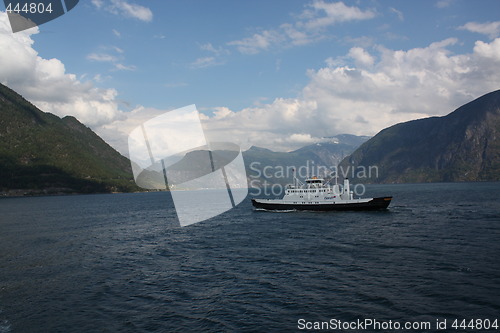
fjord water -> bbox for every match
[0,183,499,332]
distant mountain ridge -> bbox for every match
[0,83,138,195]
[243,134,370,185]
[339,90,500,183]
[122,135,370,189]
[291,134,371,167]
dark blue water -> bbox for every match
[0,183,499,332]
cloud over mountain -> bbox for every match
[0,13,123,127]
[201,37,500,151]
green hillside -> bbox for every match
[339,90,500,183]
[0,83,139,195]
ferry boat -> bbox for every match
[251,175,392,211]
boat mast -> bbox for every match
[293,167,297,188]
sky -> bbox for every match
[1,0,500,154]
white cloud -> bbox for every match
[347,47,375,67]
[191,43,230,68]
[91,0,104,9]
[99,106,172,155]
[303,0,376,30]
[302,37,500,128]
[458,21,500,39]
[389,7,404,21]
[227,1,376,54]
[287,133,325,144]
[87,46,134,71]
[200,98,320,151]
[228,30,283,55]
[190,57,218,69]
[0,12,123,128]
[87,53,118,62]
[92,0,153,22]
[112,46,124,54]
[199,43,229,56]
[198,37,500,151]
[473,38,500,61]
[114,63,136,71]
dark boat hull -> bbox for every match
[252,197,392,211]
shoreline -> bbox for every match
[0,188,156,198]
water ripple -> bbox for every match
[0,184,499,331]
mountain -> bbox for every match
[339,90,500,183]
[159,136,370,189]
[0,83,139,195]
[292,134,371,167]
[243,134,370,185]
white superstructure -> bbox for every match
[265,176,371,205]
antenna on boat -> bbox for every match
[293,167,297,188]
